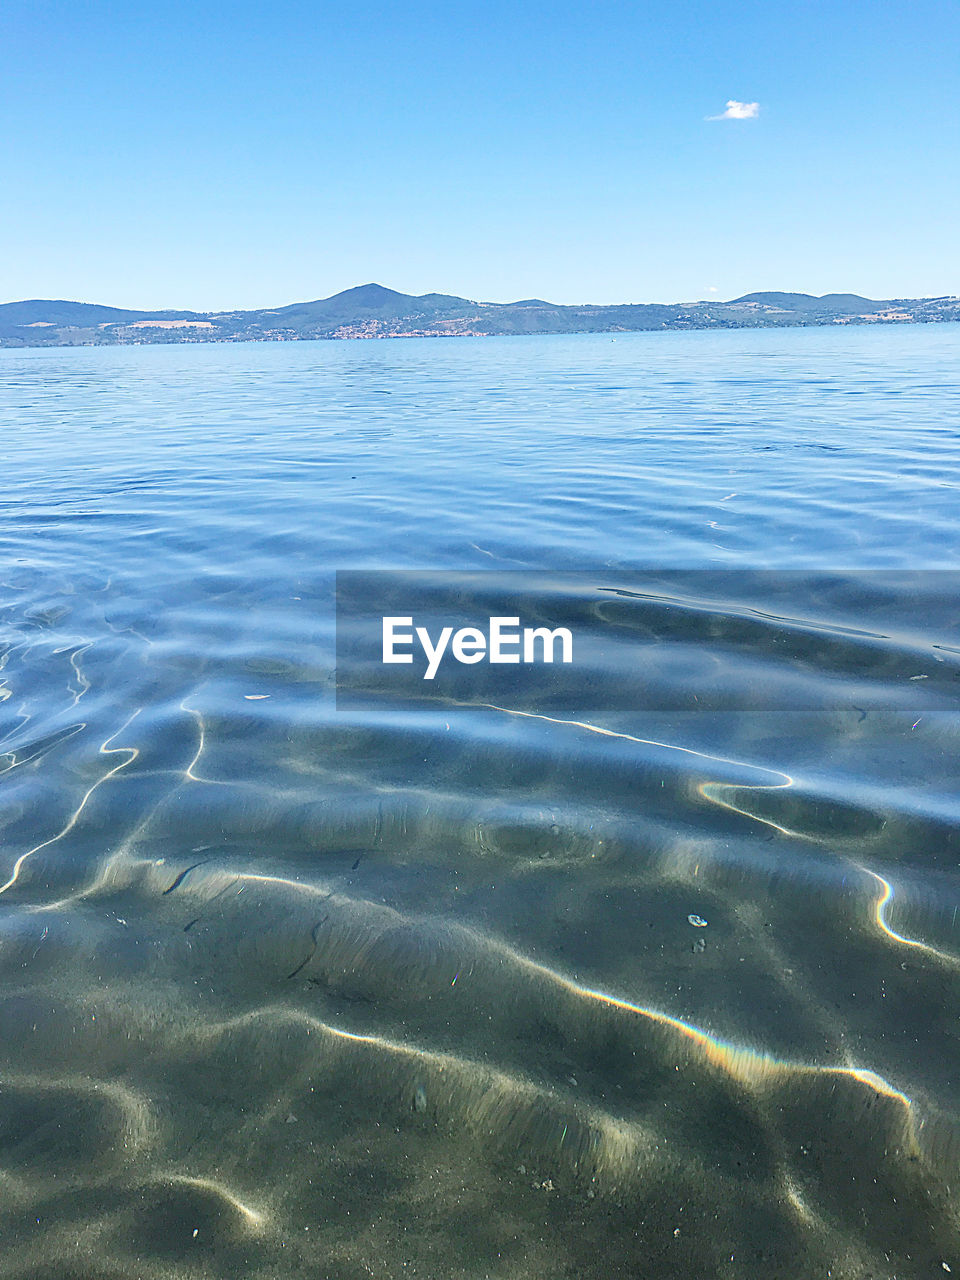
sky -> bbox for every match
[2,0,958,308]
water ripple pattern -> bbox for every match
[1,327,960,1278]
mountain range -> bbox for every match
[1,283,957,346]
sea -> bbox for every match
[1,322,959,1279]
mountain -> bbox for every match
[729,292,886,315]
[1,285,957,347]
[248,285,474,332]
[0,299,203,327]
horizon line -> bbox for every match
[4,282,958,313]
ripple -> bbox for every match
[3,332,960,1275]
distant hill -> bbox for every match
[0,299,197,327]
[730,292,886,315]
[1,284,956,347]
[251,285,474,332]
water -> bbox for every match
[1,324,959,1279]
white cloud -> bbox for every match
[707,100,760,121]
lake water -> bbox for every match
[1,324,959,1279]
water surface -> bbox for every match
[2,325,960,1278]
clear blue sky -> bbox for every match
[2,0,957,308]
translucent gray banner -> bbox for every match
[335,570,960,717]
